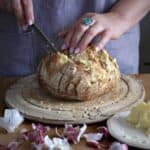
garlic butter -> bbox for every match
[127,102,150,136]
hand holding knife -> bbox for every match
[28,24,58,53]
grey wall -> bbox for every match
[140,13,150,73]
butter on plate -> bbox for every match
[127,102,150,136]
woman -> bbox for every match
[0,0,149,76]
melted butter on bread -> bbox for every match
[38,46,120,101]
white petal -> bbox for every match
[32,123,36,130]
[44,136,71,150]
[77,124,87,142]
[44,135,54,150]
[53,138,71,150]
[0,109,24,133]
[109,142,128,150]
[83,133,103,142]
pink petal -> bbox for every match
[20,123,50,144]
[64,124,80,144]
[83,133,104,150]
[64,124,74,132]
[109,142,128,150]
[83,133,103,142]
[63,124,87,144]
[97,126,109,139]
[32,123,50,134]
[121,144,129,150]
[56,124,87,144]
[86,140,101,150]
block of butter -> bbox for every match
[127,102,150,136]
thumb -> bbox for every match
[93,30,111,52]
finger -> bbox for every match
[93,30,111,52]
[12,0,26,27]
[69,13,95,51]
[69,23,90,52]
[77,23,104,53]
[61,28,74,52]
[21,0,34,25]
[61,13,94,52]
[58,30,68,37]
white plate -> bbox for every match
[107,111,150,149]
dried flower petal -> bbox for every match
[83,133,103,142]
[97,126,109,139]
[32,123,50,134]
[44,135,71,150]
[0,109,24,133]
[77,124,87,142]
[86,140,101,150]
[63,124,87,144]
[109,142,128,150]
[64,124,79,143]
[83,133,103,150]
[20,123,50,144]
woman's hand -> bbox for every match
[61,12,130,54]
[0,0,34,29]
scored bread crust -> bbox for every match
[38,47,120,101]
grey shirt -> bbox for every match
[0,0,140,76]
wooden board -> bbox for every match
[5,74,145,125]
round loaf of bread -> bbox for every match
[38,47,120,101]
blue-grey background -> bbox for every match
[140,13,150,73]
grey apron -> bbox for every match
[0,0,140,76]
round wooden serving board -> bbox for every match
[5,74,145,125]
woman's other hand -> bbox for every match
[61,12,130,54]
[61,0,150,54]
[0,0,34,29]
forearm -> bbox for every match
[111,0,150,28]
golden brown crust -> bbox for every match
[38,46,120,101]
[38,75,118,101]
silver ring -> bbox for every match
[82,17,95,26]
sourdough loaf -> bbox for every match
[38,47,120,101]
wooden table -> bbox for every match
[0,74,149,150]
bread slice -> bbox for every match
[38,47,120,101]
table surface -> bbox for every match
[0,74,150,150]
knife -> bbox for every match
[28,24,57,53]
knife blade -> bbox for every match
[29,24,57,53]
